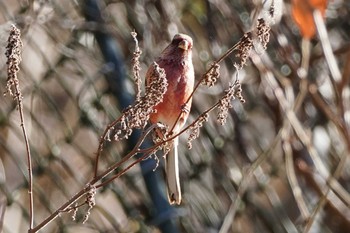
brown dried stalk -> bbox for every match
[29,123,161,232]
[4,25,34,231]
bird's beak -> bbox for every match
[178,40,189,51]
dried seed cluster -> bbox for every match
[217,81,245,125]
[4,24,23,99]
[235,17,271,69]
[131,31,142,102]
[112,62,167,141]
[256,18,271,50]
[202,63,220,87]
[235,32,254,69]
[83,185,97,224]
[187,113,209,149]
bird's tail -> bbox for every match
[165,137,181,205]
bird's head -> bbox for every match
[159,33,193,63]
[172,33,193,51]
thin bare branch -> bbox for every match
[4,24,34,231]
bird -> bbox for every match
[146,33,194,205]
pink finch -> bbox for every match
[146,33,194,205]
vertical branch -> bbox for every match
[314,10,342,83]
[4,25,34,230]
[283,131,310,220]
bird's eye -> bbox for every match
[172,38,183,45]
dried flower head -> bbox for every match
[256,18,271,50]
[144,62,168,107]
[217,81,245,125]
[235,32,253,69]
[235,82,245,104]
[202,63,220,87]
[131,31,142,102]
[83,185,97,224]
[112,62,167,141]
[4,24,23,99]
[187,113,209,149]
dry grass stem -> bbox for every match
[30,124,161,232]
[283,129,310,221]
[4,24,35,230]
[314,10,341,83]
